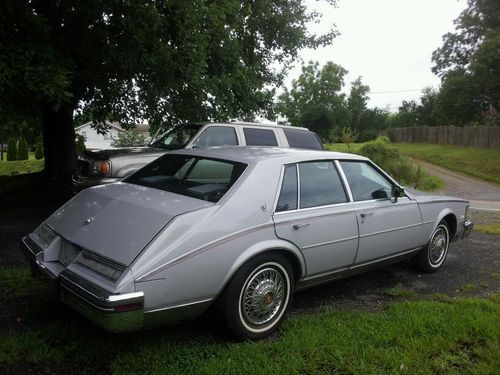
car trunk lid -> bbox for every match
[46,182,213,265]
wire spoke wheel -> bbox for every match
[241,267,286,326]
[429,227,448,265]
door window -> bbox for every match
[192,126,238,147]
[299,162,347,208]
[340,161,393,201]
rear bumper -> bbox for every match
[462,219,473,239]
[21,236,144,332]
[59,271,144,332]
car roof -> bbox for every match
[185,121,310,131]
[169,146,368,166]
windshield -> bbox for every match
[151,124,201,150]
[125,154,247,203]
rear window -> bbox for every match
[284,128,323,150]
[243,128,278,146]
[125,154,247,203]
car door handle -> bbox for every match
[360,212,374,223]
[293,223,310,230]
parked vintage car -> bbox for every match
[72,122,323,191]
[23,147,473,339]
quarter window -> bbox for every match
[276,165,298,212]
[193,126,238,147]
[340,161,393,201]
[299,162,347,208]
[243,128,278,146]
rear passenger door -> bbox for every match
[273,161,358,279]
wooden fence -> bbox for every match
[386,126,500,148]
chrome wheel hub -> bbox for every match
[242,268,285,326]
[429,227,448,265]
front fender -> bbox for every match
[431,208,457,240]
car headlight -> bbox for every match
[34,223,58,248]
[91,160,111,176]
[75,251,125,281]
[58,240,81,266]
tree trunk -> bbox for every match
[41,103,77,187]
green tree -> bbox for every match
[111,130,147,148]
[359,107,390,141]
[6,137,17,161]
[418,87,438,126]
[391,100,419,128]
[277,61,348,139]
[432,0,500,124]
[0,1,337,185]
[347,77,370,130]
[16,136,29,160]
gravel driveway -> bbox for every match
[410,157,500,211]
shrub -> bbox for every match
[111,130,147,147]
[358,140,441,191]
[376,135,390,144]
[358,140,398,171]
[6,138,17,161]
[16,137,29,160]
[340,127,359,149]
[34,142,44,160]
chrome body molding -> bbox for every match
[144,298,214,314]
[359,222,422,239]
[301,236,358,250]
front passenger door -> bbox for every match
[339,161,422,265]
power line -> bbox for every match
[369,82,500,95]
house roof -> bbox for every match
[75,121,150,135]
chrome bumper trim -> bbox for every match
[21,236,57,280]
[462,219,473,238]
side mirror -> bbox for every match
[391,185,404,203]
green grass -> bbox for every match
[1,268,499,373]
[393,143,500,185]
[0,152,44,176]
[475,224,500,235]
[0,268,47,298]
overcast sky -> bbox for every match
[283,0,467,111]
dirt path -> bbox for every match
[410,157,500,211]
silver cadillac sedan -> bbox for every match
[22,147,473,340]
